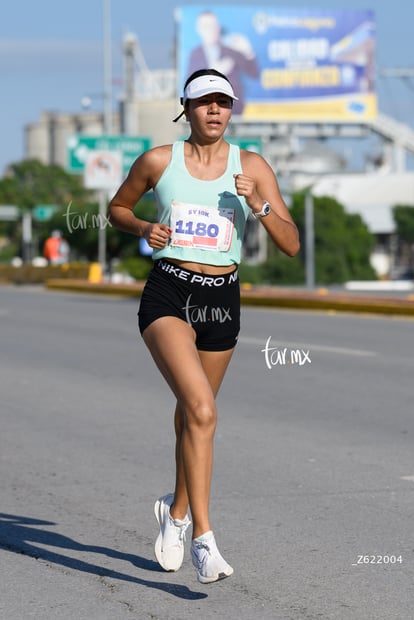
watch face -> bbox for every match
[254,203,271,217]
[260,203,271,216]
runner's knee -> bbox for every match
[183,398,217,433]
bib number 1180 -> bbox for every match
[175,220,219,238]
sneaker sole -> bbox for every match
[197,566,234,584]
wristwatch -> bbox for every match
[253,201,271,218]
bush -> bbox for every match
[114,256,153,280]
[0,240,19,262]
[261,250,305,285]
[237,262,265,285]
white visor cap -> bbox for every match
[182,75,238,104]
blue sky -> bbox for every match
[1,0,414,175]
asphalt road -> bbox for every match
[1,286,413,620]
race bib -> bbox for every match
[170,200,235,252]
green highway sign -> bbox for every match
[33,204,60,222]
[66,135,152,174]
[227,137,262,154]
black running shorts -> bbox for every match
[138,260,240,351]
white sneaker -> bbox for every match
[191,530,234,584]
[154,493,191,571]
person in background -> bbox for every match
[43,230,69,265]
[108,68,299,584]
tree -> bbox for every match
[0,159,95,260]
[0,159,89,210]
[393,205,414,275]
[45,194,156,261]
[0,159,157,262]
[393,205,414,243]
[261,192,376,285]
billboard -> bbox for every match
[177,6,377,122]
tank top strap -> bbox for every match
[172,140,184,158]
[225,143,242,177]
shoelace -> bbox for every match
[192,541,211,569]
[171,517,190,542]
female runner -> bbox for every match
[108,68,300,584]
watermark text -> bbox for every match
[63,201,112,233]
[262,336,311,369]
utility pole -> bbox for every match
[102,0,113,134]
[305,190,315,289]
[99,0,112,274]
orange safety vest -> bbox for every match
[43,237,61,261]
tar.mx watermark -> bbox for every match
[262,336,311,369]
[63,201,112,233]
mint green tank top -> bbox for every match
[152,141,250,266]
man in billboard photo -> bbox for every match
[187,10,259,115]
